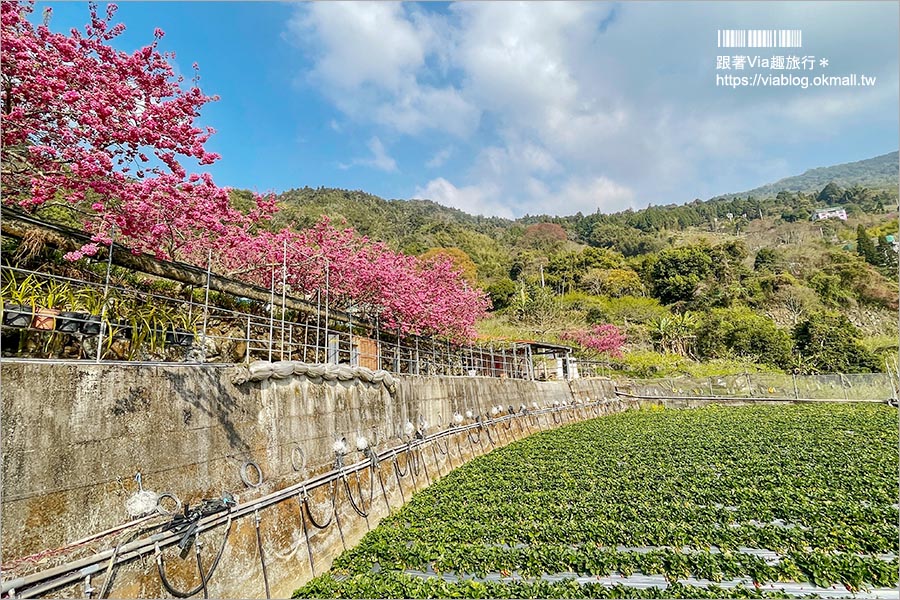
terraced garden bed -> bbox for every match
[295,404,899,598]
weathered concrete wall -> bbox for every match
[1,361,638,599]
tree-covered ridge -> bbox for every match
[729,151,899,198]
[259,178,897,376]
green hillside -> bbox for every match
[236,153,898,378]
[730,151,898,197]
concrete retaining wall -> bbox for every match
[1,361,646,598]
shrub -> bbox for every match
[585,296,669,325]
[694,307,793,370]
[793,313,881,373]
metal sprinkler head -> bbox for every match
[356,436,369,452]
[333,438,348,455]
[453,412,464,424]
[403,421,415,436]
[465,409,474,419]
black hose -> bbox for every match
[375,463,392,514]
[419,446,432,485]
[393,447,410,477]
[353,469,371,529]
[254,511,270,600]
[484,423,496,447]
[342,471,372,519]
[98,521,162,599]
[429,442,443,477]
[409,442,421,477]
[432,434,450,456]
[156,516,232,599]
[298,495,316,577]
[194,536,208,600]
[332,485,347,551]
[391,453,406,504]
[302,483,335,530]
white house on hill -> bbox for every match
[811,207,847,221]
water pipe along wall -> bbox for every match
[2,360,645,599]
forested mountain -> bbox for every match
[728,151,899,198]
[231,152,899,377]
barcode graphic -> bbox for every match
[717,29,802,48]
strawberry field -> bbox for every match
[295,404,899,599]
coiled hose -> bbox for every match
[155,516,233,599]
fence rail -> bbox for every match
[0,263,542,379]
[616,373,897,402]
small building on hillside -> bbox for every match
[811,206,847,221]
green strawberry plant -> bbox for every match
[295,404,899,598]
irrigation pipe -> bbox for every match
[613,391,888,404]
[1,401,602,598]
[155,516,232,599]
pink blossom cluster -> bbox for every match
[1,1,275,259]
[209,217,490,340]
[1,1,489,340]
[561,324,626,358]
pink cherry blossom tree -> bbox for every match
[1,1,489,340]
[561,324,626,358]
[1,1,274,260]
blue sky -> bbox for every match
[39,2,899,218]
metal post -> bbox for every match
[395,325,401,373]
[246,316,251,364]
[375,316,381,371]
[323,261,329,363]
[708,377,714,396]
[316,289,321,362]
[501,345,507,378]
[96,227,115,363]
[303,319,309,362]
[281,240,287,361]
[745,372,753,397]
[201,250,212,363]
[415,337,420,376]
[489,343,495,378]
[348,305,353,366]
[527,345,534,381]
[268,267,275,363]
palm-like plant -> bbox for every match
[650,313,697,356]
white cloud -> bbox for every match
[291,2,425,92]
[414,178,510,218]
[426,146,453,168]
[288,2,479,138]
[291,1,898,215]
[415,173,634,218]
[340,137,398,173]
